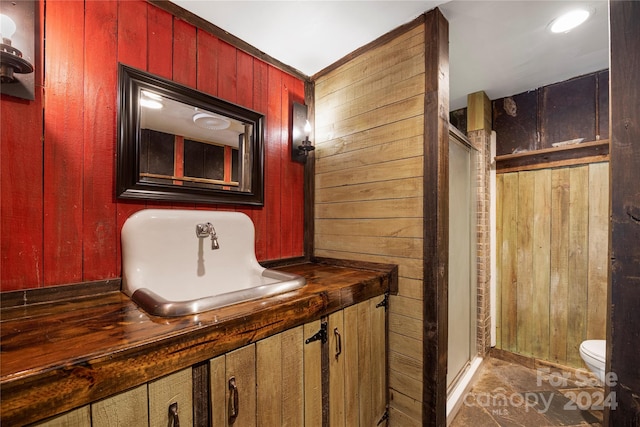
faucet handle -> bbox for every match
[196,222,212,238]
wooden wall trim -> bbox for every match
[304,80,316,260]
[607,1,640,425]
[147,0,309,82]
[422,8,449,427]
[495,140,610,173]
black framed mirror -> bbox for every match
[117,63,264,205]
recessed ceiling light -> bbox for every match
[550,9,591,33]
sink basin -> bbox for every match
[121,209,306,317]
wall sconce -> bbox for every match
[0,0,36,101]
[0,13,33,83]
[292,102,314,163]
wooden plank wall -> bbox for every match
[0,0,305,291]
[313,24,425,425]
[496,162,609,367]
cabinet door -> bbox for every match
[91,384,148,427]
[211,343,256,426]
[329,296,387,426]
[303,319,324,427]
[256,325,305,427]
[148,368,193,427]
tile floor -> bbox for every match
[450,357,604,426]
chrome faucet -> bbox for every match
[196,222,220,250]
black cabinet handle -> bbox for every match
[229,376,239,423]
[334,327,342,360]
[169,402,180,427]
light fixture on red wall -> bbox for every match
[292,102,314,163]
[0,0,35,100]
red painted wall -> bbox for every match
[0,1,305,291]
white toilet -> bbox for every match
[579,339,606,383]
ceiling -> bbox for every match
[171,0,609,111]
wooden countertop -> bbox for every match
[0,259,396,426]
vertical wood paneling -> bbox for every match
[82,0,118,281]
[147,6,172,79]
[497,163,609,367]
[280,326,304,427]
[43,0,85,286]
[257,334,282,426]
[516,172,534,356]
[586,163,608,339]
[288,74,306,257]
[500,173,518,351]
[251,60,269,261]
[1,1,305,291]
[303,320,322,427]
[196,30,219,96]
[172,19,197,88]
[531,169,551,360]
[0,0,44,290]
[218,41,237,103]
[226,345,257,427]
[328,310,346,427]
[567,166,589,366]
[115,0,148,277]
[266,67,283,260]
[495,174,504,349]
[550,167,570,363]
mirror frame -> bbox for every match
[116,63,264,206]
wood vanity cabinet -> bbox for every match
[208,296,387,427]
[31,297,386,427]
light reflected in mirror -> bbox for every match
[139,92,253,192]
[117,64,264,205]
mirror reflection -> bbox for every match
[139,91,253,192]
[116,64,264,206]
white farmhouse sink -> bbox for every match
[121,209,305,317]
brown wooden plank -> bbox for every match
[549,168,570,364]
[148,368,193,427]
[343,305,360,426]
[500,173,518,352]
[303,320,322,427]
[567,166,589,366]
[586,162,609,339]
[371,297,387,422]
[422,10,449,426]
[357,300,374,427]
[516,171,535,357]
[540,74,597,148]
[495,140,609,173]
[328,310,345,427]
[209,355,226,426]
[280,326,304,427]
[608,3,640,424]
[81,0,119,282]
[257,333,282,426]
[43,0,85,286]
[91,385,148,427]
[495,173,504,349]
[226,344,256,427]
[531,169,551,360]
